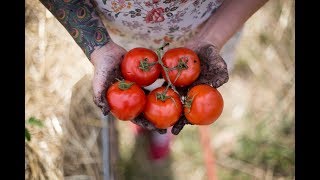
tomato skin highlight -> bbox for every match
[161,47,201,87]
[121,47,160,87]
[184,84,224,125]
[106,81,146,121]
[144,87,183,129]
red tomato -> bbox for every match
[121,47,160,87]
[106,80,146,121]
[184,84,223,125]
[144,86,182,129]
[161,47,201,87]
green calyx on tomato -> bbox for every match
[161,47,201,87]
[176,57,189,70]
[184,84,224,125]
[143,86,182,129]
[156,92,169,102]
[171,57,189,83]
[117,79,134,90]
[107,80,147,121]
[139,58,158,72]
[121,47,160,87]
[156,90,179,109]
[184,93,197,114]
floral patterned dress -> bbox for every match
[94,0,224,50]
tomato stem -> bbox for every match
[156,90,179,109]
[156,43,179,95]
[156,92,169,102]
[169,96,179,109]
[176,57,189,70]
[172,70,182,84]
[139,58,158,71]
[184,93,197,114]
[158,42,170,51]
[117,79,134,90]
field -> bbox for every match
[25,0,294,179]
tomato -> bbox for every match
[184,84,223,125]
[106,80,146,121]
[121,47,160,87]
[161,47,201,87]
[144,86,183,129]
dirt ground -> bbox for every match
[25,0,294,179]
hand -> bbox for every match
[91,42,167,134]
[91,41,127,115]
[186,41,229,89]
[171,41,229,135]
[131,114,167,134]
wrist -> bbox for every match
[90,41,115,67]
[185,39,220,55]
[90,41,127,67]
[196,26,225,52]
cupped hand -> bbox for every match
[184,41,229,90]
[90,41,168,134]
[91,41,127,116]
[171,41,229,135]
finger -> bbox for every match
[93,69,110,115]
[176,86,189,97]
[131,114,157,131]
[212,67,229,88]
[156,128,167,134]
[131,115,168,134]
[171,116,190,135]
[93,94,110,116]
[194,46,229,88]
[211,59,229,88]
[100,89,110,116]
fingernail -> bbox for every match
[102,109,110,116]
[171,128,180,135]
[157,129,167,134]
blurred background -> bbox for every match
[25,0,294,179]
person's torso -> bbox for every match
[94,0,223,50]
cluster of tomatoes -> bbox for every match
[105,46,224,130]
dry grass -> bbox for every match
[25,0,294,179]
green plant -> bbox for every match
[25,117,44,141]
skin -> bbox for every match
[121,48,161,87]
[91,42,127,115]
[40,0,269,135]
[161,48,201,87]
[194,0,270,51]
[172,0,269,135]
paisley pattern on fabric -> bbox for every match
[41,0,111,59]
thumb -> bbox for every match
[92,69,110,115]
[171,116,190,135]
[131,115,167,134]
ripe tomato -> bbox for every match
[184,84,223,125]
[106,80,146,121]
[161,47,201,87]
[144,86,182,129]
[121,47,160,87]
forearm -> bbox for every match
[198,0,269,50]
[40,0,110,60]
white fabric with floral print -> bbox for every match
[94,0,224,50]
